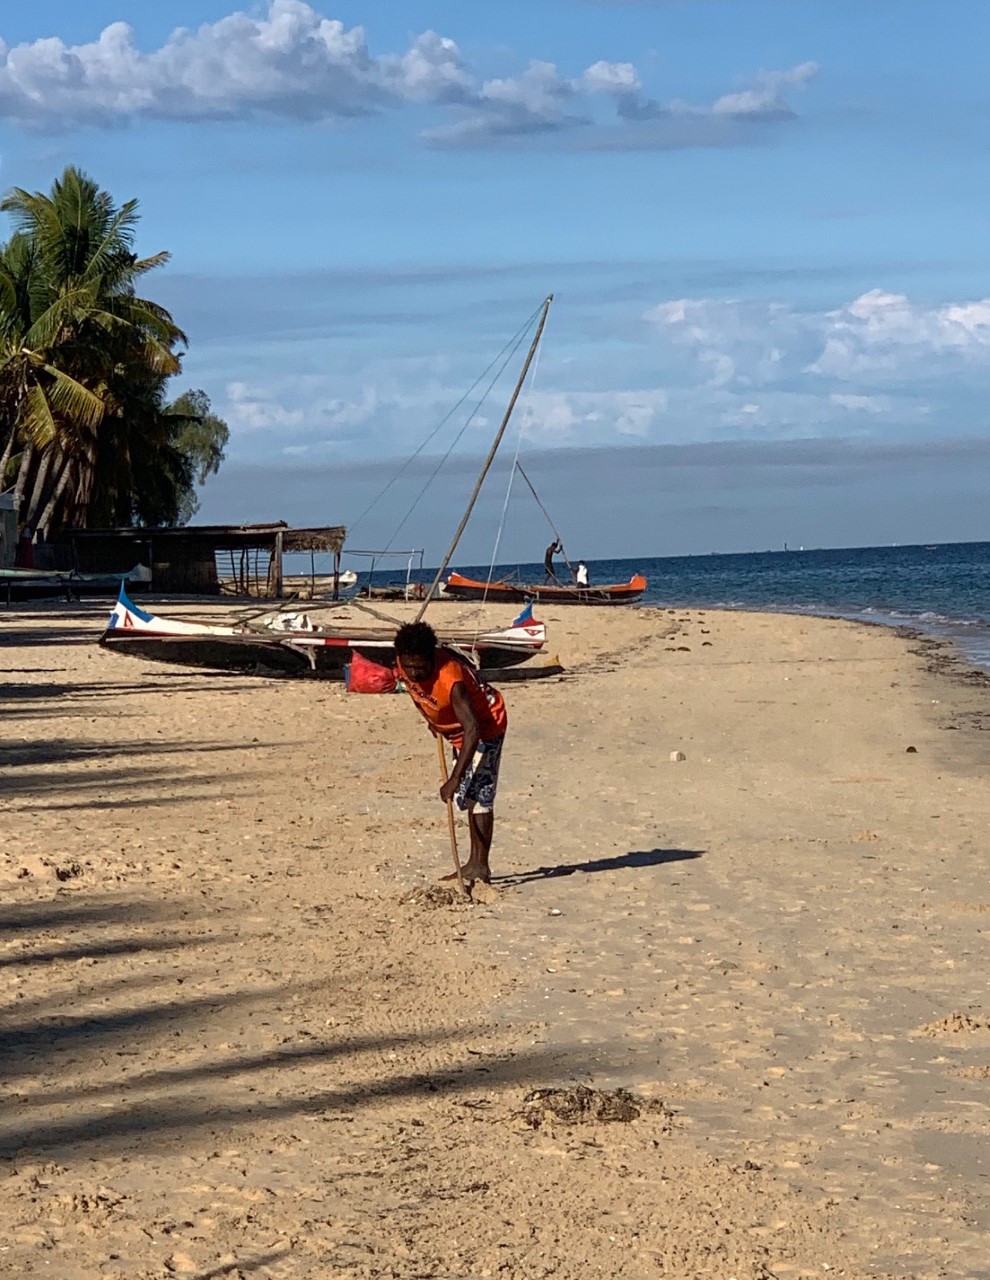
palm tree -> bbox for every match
[0,166,187,537]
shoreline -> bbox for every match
[2,602,989,1278]
[10,582,990,678]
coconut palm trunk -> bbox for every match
[36,451,76,540]
[0,423,17,485]
[12,442,33,521]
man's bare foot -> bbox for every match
[440,861,491,884]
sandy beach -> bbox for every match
[2,597,989,1279]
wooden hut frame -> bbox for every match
[67,522,346,597]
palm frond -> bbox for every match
[81,200,141,281]
[24,281,102,350]
[39,364,107,431]
[127,251,172,278]
[21,383,60,448]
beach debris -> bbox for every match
[905,745,918,753]
[548,907,563,916]
[950,1064,990,1079]
[517,1085,673,1130]
[917,1011,990,1037]
[399,883,469,909]
[398,880,497,908]
[669,750,686,762]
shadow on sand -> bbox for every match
[0,733,283,812]
[0,892,614,1162]
[498,846,703,886]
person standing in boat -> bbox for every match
[543,538,562,583]
[394,621,507,886]
[574,560,589,587]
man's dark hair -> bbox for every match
[394,621,438,660]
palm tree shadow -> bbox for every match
[498,847,703,886]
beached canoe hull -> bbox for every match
[0,565,151,603]
[100,631,540,677]
[443,571,647,606]
[97,589,546,679]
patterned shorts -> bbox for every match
[454,736,504,814]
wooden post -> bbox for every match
[333,548,341,601]
[273,530,284,599]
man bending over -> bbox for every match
[394,621,507,884]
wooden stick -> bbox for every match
[515,460,574,577]
[436,734,468,897]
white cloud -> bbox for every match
[0,4,817,150]
[646,296,802,388]
[581,61,640,95]
[225,380,306,431]
[647,288,990,392]
[633,286,990,442]
[829,393,893,414]
[714,62,818,119]
[518,388,668,444]
[807,289,990,379]
[0,3,467,127]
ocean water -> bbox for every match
[447,542,990,672]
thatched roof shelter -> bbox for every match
[64,521,346,595]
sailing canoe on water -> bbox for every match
[442,459,647,606]
[443,571,647,607]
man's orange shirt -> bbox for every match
[397,651,507,749]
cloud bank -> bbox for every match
[189,284,990,464]
[0,1,817,148]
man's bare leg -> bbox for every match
[441,808,493,883]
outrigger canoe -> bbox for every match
[443,571,647,606]
[0,563,151,603]
[98,587,546,678]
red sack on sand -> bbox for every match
[347,652,398,694]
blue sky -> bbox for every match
[2,1,990,560]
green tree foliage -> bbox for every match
[0,166,228,533]
[165,389,230,524]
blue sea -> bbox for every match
[441,541,990,673]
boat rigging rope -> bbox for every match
[370,311,541,573]
[346,302,546,548]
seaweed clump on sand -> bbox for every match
[518,1085,673,1130]
[399,883,467,909]
[399,881,498,909]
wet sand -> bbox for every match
[1,598,989,1279]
